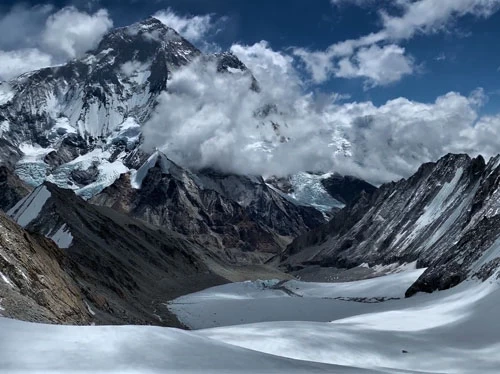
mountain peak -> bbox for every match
[94,16,200,62]
[139,16,166,27]
[125,16,181,37]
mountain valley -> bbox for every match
[0,9,500,374]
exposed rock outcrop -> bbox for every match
[0,211,90,324]
[91,152,325,263]
[285,153,500,295]
[8,182,231,326]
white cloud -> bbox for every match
[336,44,414,88]
[120,61,147,77]
[0,49,53,81]
[293,48,334,84]
[381,0,500,40]
[231,41,301,96]
[42,7,113,59]
[460,114,500,156]
[468,87,488,108]
[153,8,215,42]
[0,4,53,50]
[435,52,446,61]
[0,5,113,80]
[296,0,500,86]
[142,41,494,184]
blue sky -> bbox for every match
[1,0,499,112]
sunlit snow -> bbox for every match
[2,269,500,373]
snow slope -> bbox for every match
[0,318,382,374]
[167,269,425,329]
[2,270,499,373]
[199,279,500,374]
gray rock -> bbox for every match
[285,153,500,295]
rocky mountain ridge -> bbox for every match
[91,151,325,262]
[285,153,500,295]
[6,181,232,325]
[0,210,89,324]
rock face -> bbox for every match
[0,211,90,324]
[91,151,325,263]
[8,182,229,326]
[285,153,500,295]
[0,165,31,211]
[320,174,377,205]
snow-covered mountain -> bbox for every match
[0,17,256,195]
[285,153,500,295]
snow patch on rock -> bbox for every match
[8,185,51,228]
[49,224,73,249]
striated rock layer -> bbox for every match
[286,153,500,295]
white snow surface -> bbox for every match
[285,268,425,299]
[48,224,73,249]
[0,121,9,138]
[48,117,77,137]
[197,279,500,374]
[7,185,51,228]
[2,270,500,373]
[0,272,14,288]
[167,269,425,329]
[0,318,377,374]
[46,148,129,199]
[18,143,55,163]
[397,167,465,248]
[107,117,142,148]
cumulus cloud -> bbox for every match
[142,41,496,184]
[296,0,500,86]
[42,7,113,59]
[142,43,347,177]
[0,5,112,80]
[336,44,414,88]
[231,41,301,96]
[153,8,216,42]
